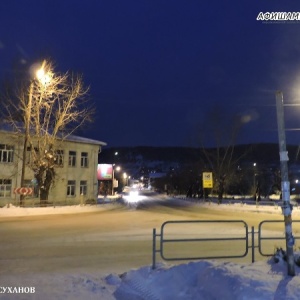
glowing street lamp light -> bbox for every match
[36,68,52,85]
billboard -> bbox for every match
[97,164,113,180]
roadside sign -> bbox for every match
[202,172,213,188]
[14,187,33,195]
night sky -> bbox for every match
[1,1,300,147]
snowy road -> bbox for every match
[0,195,291,279]
[1,197,300,299]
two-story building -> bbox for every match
[0,129,106,206]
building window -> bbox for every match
[67,180,76,196]
[26,146,39,164]
[0,179,11,197]
[80,180,87,195]
[0,144,14,163]
[68,151,76,167]
[55,150,64,166]
[26,147,31,164]
[81,152,88,168]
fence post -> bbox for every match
[152,228,156,269]
[251,226,255,263]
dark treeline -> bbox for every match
[98,143,300,199]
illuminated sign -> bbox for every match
[97,164,113,180]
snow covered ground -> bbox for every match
[1,201,300,299]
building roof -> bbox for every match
[67,134,107,146]
[0,123,107,147]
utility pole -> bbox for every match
[275,91,295,276]
[20,82,33,206]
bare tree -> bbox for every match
[198,105,247,202]
[3,59,93,205]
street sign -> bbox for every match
[14,187,33,195]
[202,172,213,188]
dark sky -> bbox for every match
[1,1,300,147]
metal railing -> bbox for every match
[152,219,300,269]
[258,220,300,256]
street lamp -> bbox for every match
[20,62,51,206]
[123,173,128,186]
[253,163,257,201]
[111,165,121,195]
[36,68,52,85]
[275,91,295,276]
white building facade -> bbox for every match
[0,129,106,206]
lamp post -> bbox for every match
[123,172,128,187]
[275,91,295,276]
[19,62,50,206]
[19,82,33,206]
[253,162,256,194]
[112,165,121,195]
